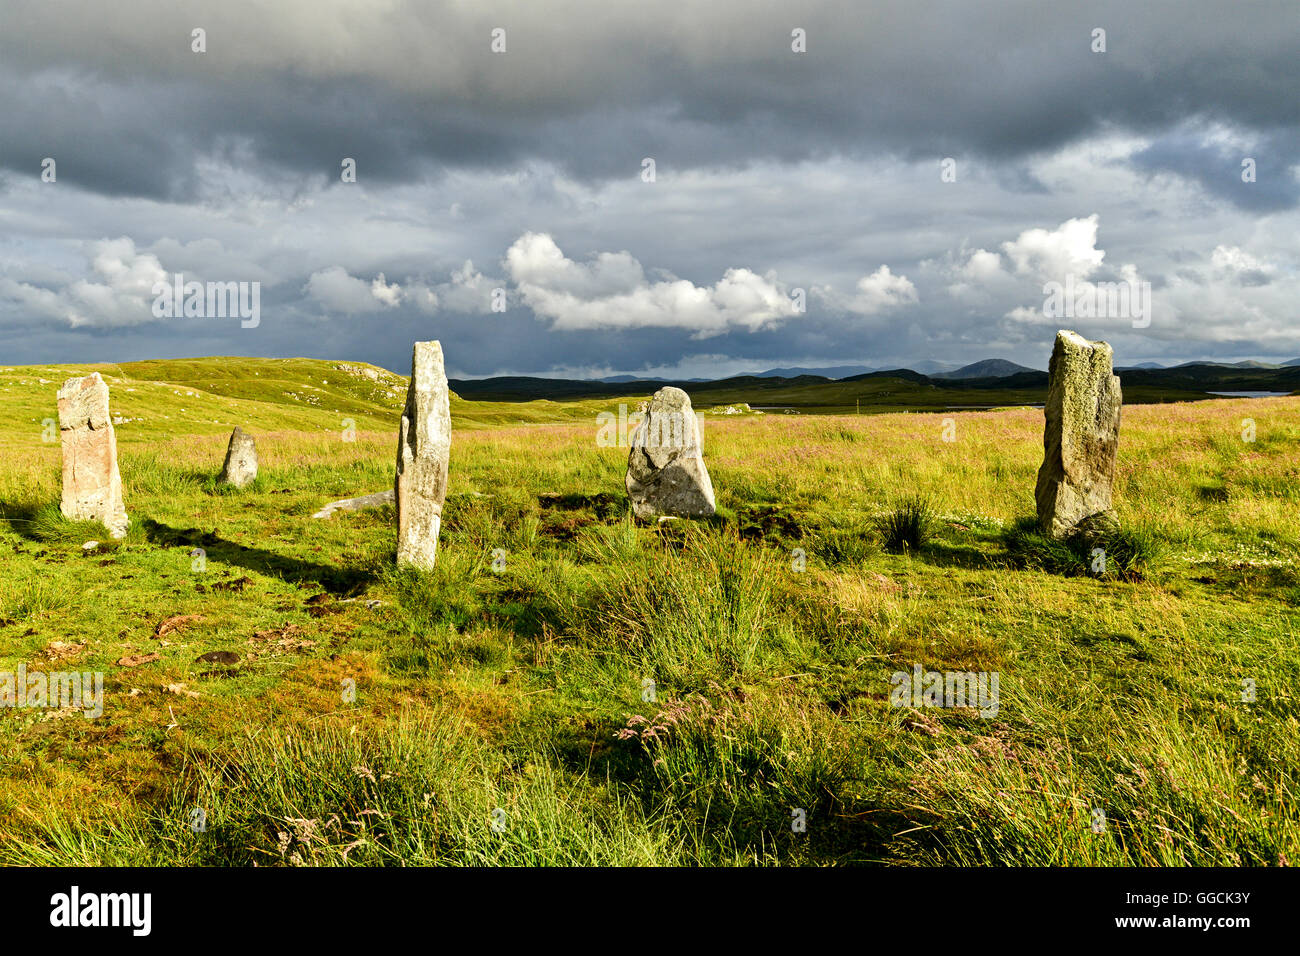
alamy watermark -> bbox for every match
[890,664,999,718]
[50,886,151,936]
[2,665,104,718]
[151,273,260,328]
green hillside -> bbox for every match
[0,357,618,455]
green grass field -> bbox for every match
[1,357,1296,865]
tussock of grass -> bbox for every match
[1003,518,1163,580]
[879,497,933,553]
[567,527,796,691]
[22,503,111,544]
[812,526,879,566]
[0,574,73,622]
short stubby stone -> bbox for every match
[1035,330,1122,537]
[395,341,452,568]
[218,427,258,488]
[57,372,129,538]
[625,386,716,520]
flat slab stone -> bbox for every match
[312,489,395,519]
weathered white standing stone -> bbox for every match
[395,341,452,568]
[218,427,258,488]
[626,386,716,520]
[1035,330,1122,537]
[57,373,129,538]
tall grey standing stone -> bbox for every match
[1035,330,1122,537]
[57,372,129,538]
[218,427,258,488]
[395,341,452,568]
[626,386,716,520]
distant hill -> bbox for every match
[752,365,875,379]
[934,359,1039,380]
[448,360,1233,411]
[601,361,965,381]
[1173,360,1282,370]
[598,374,708,383]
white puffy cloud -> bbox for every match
[813,264,918,317]
[848,265,918,314]
[363,260,504,316]
[1001,214,1106,281]
[0,236,167,327]
[934,216,1157,330]
[304,266,401,314]
[369,272,402,307]
[504,232,799,336]
[944,247,1012,300]
[961,249,1004,282]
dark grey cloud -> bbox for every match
[2,2,1297,199]
[1131,127,1300,212]
[2,0,1298,375]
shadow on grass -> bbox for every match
[916,541,996,570]
[141,517,374,595]
[0,500,43,540]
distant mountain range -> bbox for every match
[596,359,1005,383]
[593,356,1300,385]
[451,356,1300,408]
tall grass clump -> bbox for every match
[386,549,488,633]
[585,527,793,689]
[13,502,111,545]
[0,573,74,621]
[613,694,883,863]
[879,496,933,553]
[813,525,879,566]
[1003,517,1163,580]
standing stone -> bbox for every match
[218,427,258,488]
[395,341,452,568]
[1035,330,1122,537]
[57,373,129,538]
[626,386,716,520]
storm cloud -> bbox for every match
[1,0,1297,375]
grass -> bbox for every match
[1,357,1298,866]
[1004,518,1165,581]
[878,497,933,553]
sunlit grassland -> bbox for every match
[0,359,1296,866]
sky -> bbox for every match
[1,0,1297,378]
